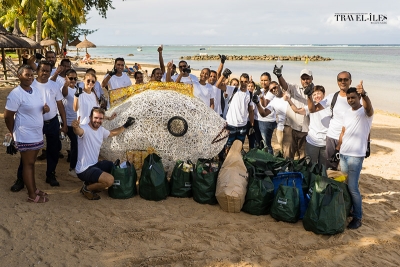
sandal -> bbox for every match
[27,195,49,203]
[35,189,48,197]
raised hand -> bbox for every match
[55,64,64,75]
[123,117,135,128]
[71,116,81,129]
[157,45,163,53]
[109,67,117,77]
[252,94,260,104]
[283,92,290,101]
[273,65,283,78]
[304,83,314,97]
[356,80,365,96]
[222,68,232,79]
[74,85,83,97]
[219,54,227,64]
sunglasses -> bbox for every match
[86,79,96,84]
[179,65,187,68]
[337,78,350,82]
[270,86,279,90]
[301,76,311,80]
[68,77,78,81]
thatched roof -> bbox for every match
[40,38,58,47]
[68,38,81,46]
[12,21,41,49]
[76,37,96,49]
[0,23,32,49]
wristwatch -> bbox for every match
[361,92,368,97]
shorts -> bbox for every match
[77,160,113,183]
[15,140,44,152]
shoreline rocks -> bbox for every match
[180,55,332,61]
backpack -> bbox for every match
[330,91,339,118]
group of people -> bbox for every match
[5,48,374,230]
[5,51,135,202]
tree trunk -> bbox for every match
[62,30,68,51]
[36,7,43,43]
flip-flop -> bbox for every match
[35,189,48,197]
[27,195,49,203]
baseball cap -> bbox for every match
[300,69,313,77]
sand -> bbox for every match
[1,61,400,266]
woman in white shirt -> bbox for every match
[63,69,79,177]
[284,85,331,168]
[4,65,49,203]
[73,73,116,125]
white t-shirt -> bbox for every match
[325,92,350,140]
[212,84,223,115]
[63,86,78,126]
[32,79,63,121]
[106,73,132,90]
[193,81,213,106]
[305,106,331,147]
[77,91,98,125]
[171,73,199,85]
[340,106,373,157]
[75,124,110,174]
[55,75,66,91]
[5,85,45,143]
[78,81,103,99]
[225,85,253,127]
[263,97,288,131]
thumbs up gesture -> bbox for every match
[72,116,81,129]
[43,103,50,114]
[356,80,365,96]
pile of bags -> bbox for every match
[108,145,352,235]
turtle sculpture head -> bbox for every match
[101,85,228,172]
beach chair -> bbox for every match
[5,57,19,77]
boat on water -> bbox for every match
[137,47,142,51]
[200,48,206,50]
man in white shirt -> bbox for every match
[191,68,214,108]
[322,71,353,170]
[208,55,225,116]
[216,69,254,155]
[101,57,132,90]
[72,108,135,200]
[336,84,373,229]
[167,60,199,85]
[28,50,58,76]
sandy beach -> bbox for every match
[1,60,400,266]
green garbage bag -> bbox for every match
[139,153,169,201]
[192,158,220,205]
[108,164,137,199]
[270,180,300,223]
[170,160,194,198]
[243,148,286,175]
[242,164,275,215]
[307,173,352,217]
[303,177,346,235]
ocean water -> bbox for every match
[76,45,400,114]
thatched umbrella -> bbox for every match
[68,38,81,46]
[12,20,41,49]
[0,23,32,80]
[68,37,81,56]
[12,20,41,65]
[76,35,96,53]
[40,38,57,47]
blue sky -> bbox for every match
[83,0,400,45]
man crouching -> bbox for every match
[72,107,135,200]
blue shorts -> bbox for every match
[226,125,247,147]
[77,160,113,183]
